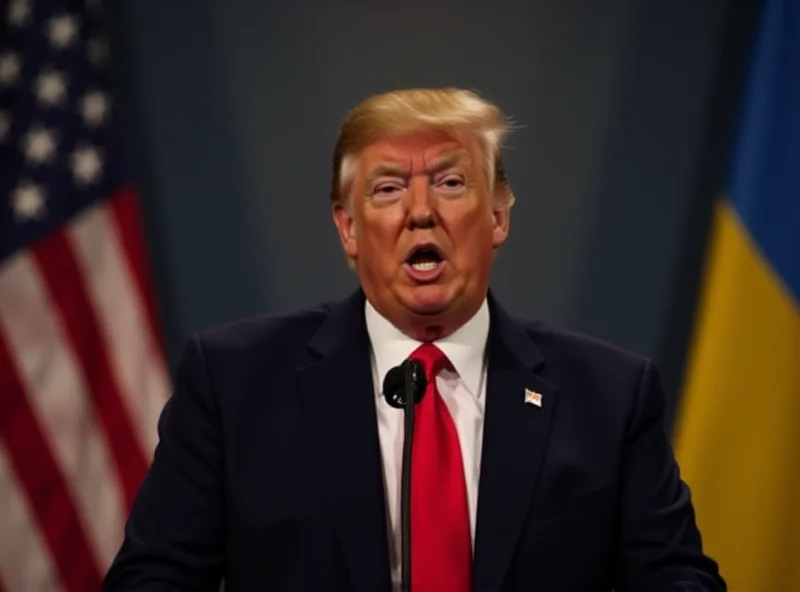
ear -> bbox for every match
[332,202,358,259]
[491,201,510,249]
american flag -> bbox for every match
[0,1,170,590]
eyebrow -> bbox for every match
[428,150,471,175]
[364,150,472,188]
[365,164,410,188]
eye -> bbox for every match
[434,174,466,196]
[370,182,406,203]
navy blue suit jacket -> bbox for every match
[104,289,724,591]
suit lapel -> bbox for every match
[296,290,391,592]
[473,296,558,591]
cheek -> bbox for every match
[450,205,494,239]
[358,210,405,251]
[446,211,496,263]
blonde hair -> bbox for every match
[330,88,515,208]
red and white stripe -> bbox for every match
[0,189,170,591]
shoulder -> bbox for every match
[177,298,341,384]
[519,317,646,372]
[193,300,334,354]
[505,316,666,449]
[508,315,656,407]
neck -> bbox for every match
[395,301,485,343]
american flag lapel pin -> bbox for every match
[524,388,543,408]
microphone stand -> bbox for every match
[400,361,415,592]
[383,360,425,592]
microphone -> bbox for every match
[382,359,426,592]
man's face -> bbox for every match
[333,129,510,340]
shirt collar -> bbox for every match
[364,297,490,398]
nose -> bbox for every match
[406,176,435,230]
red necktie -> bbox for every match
[410,344,472,592]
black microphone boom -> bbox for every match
[381,359,426,592]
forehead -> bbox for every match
[358,129,478,171]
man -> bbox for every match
[104,88,725,591]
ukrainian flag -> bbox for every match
[674,0,800,589]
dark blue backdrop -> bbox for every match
[107,0,758,423]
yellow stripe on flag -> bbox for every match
[674,198,800,591]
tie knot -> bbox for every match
[410,343,450,379]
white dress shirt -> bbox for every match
[364,298,490,586]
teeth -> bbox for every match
[411,262,438,271]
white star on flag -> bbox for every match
[0,111,10,142]
[80,91,108,127]
[0,52,21,87]
[71,145,103,185]
[48,15,79,50]
[23,127,57,165]
[11,181,47,222]
[34,70,68,107]
[8,0,30,27]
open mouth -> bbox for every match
[405,244,446,277]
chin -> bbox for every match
[410,303,450,317]
[401,284,455,317]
